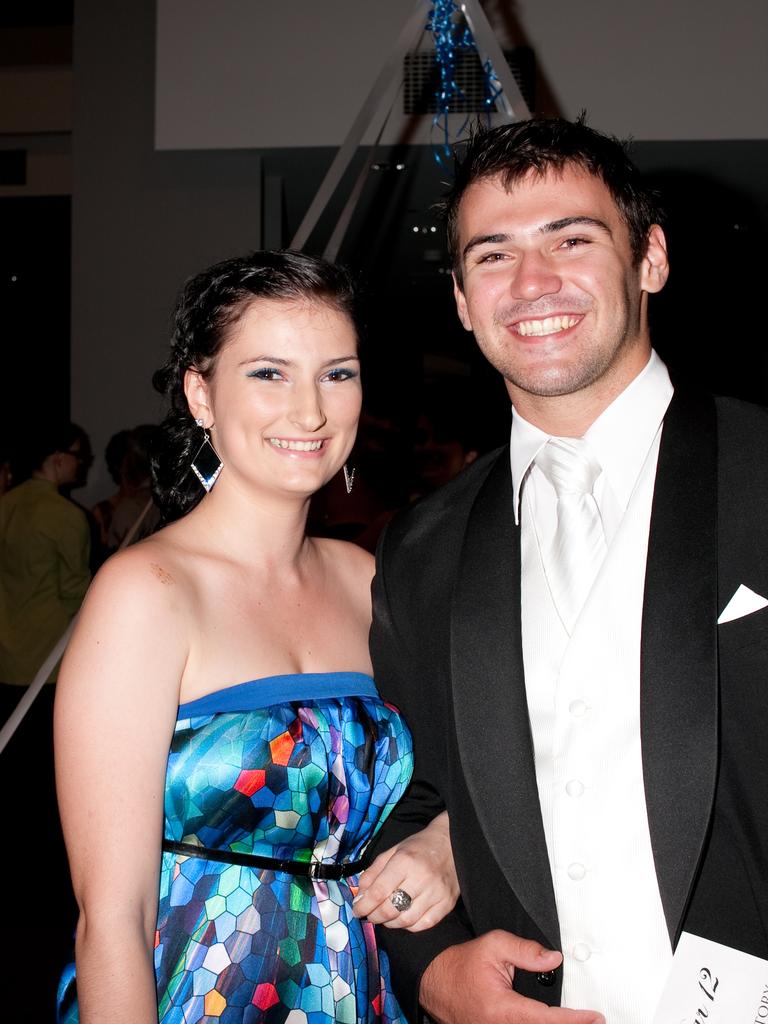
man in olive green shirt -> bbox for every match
[0,438,91,686]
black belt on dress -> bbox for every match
[162,839,367,880]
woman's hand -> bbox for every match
[352,811,458,931]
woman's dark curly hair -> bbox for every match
[152,250,360,522]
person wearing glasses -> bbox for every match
[0,421,92,691]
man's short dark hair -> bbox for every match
[444,116,664,287]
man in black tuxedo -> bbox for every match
[369,119,768,1024]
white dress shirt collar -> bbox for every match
[510,350,674,524]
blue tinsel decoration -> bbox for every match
[427,1,503,164]
[427,0,472,162]
[482,57,504,112]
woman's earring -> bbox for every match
[343,463,355,495]
[190,418,224,492]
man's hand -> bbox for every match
[419,930,605,1024]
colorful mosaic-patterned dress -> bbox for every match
[57,672,412,1024]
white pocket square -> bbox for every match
[717,584,768,624]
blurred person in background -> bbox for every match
[92,425,161,560]
[0,421,91,1020]
[0,421,91,692]
[411,398,480,500]
[91,429,132,550]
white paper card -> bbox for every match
[652,932,768,1024]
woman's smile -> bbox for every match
[266,437,328,454]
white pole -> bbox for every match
[0,619,77,756]
[291,0,431,251]
[460,0,531,121]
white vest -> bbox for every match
[521,438,673,1022]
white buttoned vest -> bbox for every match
[520,443,673,1023]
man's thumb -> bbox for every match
[485,929,563,973]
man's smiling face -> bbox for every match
[452,164,668,418]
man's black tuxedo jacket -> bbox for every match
[370,390,768,1020]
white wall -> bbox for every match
[71,0,264,504]
[512,0,768,140]
[156,0,420,149]
[155,0,768,148]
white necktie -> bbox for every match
[535,437,608,634]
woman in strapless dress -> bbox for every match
[55,251,457,1024]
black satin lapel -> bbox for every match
[450,450,560,950]
[641,388,719,944]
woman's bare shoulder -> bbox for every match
[314,537,375,585]
[313,538,375,618]
[83,527,196,621]
[58,528,195,714]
